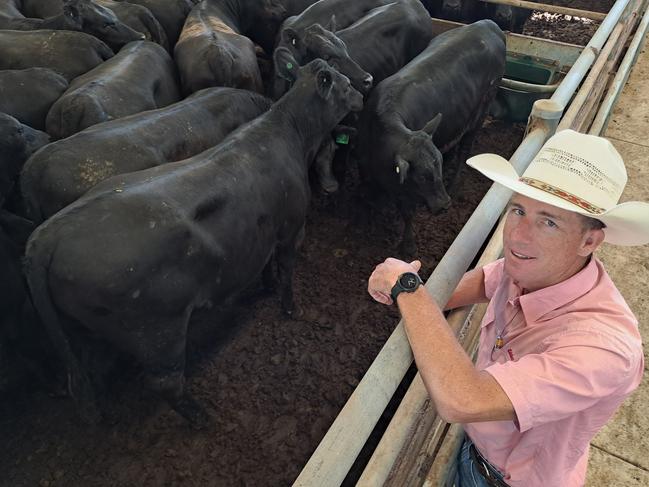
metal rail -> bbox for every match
[292,0,635,485]
[590,4,649,134]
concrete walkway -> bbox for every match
[585,37,649,486]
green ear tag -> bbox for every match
[286,62,293,70]
[335,133,349,145]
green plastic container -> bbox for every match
[491,53,562,122]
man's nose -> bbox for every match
[510,218,533,242]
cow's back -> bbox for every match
[22,87,271,221]
[339,0,433,84]
[0,68,68,130]
[45,40,180,139]
[0,30,114,81]
[372,20,505,148]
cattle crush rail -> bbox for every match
[292,0,649,485]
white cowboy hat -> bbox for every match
[467,129,649,246]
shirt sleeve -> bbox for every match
[485,326,643,433]
[482,258,504,300]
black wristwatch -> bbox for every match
[390,272,423,302]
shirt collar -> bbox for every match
[518,256,600,324]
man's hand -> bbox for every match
[368,258,422,305]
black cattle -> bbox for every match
[424,0,529,32]
[24,50,362,424]
[122,0,193,45]
[0,29,113,82]
[0,113,50,208]
[0,68,68,131]
[356,20,506,255]
[175,0,284,95]
[0,0,145,51]
[271,0,394,97]
[95,0,168,50]
[336,0,432,89]
[22,87,272,221]
[278,0,433,188]
[20,0,63,17]
[46,40,180,139]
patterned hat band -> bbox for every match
[519,177,607,215]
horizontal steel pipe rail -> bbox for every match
[590,4,649,134]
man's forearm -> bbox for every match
[397,287,514,423]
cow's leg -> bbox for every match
[135,310,209,428]
[314,138,340,194]
[277,225,305,317]
[397,201,417,257]
[262,254,277,292]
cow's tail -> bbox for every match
[23,230,100,422]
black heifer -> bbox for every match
[24,51,363,424]
[23,87,271,221]
[356,20,506,255]
[0,29,113,82]
[271,0,393,98]
[95,0,168,50]
[122,0,193,46]
[175,0,285,95]
[0,113,49,208]
[46,40,180,139]
[338,0,433,85]
[0,68,68,131]
[424,0,529,32]
[0,0,145,51]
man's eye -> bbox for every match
[544,219,557,228]
[511,208,524,216]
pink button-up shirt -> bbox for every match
[463,257,644,487]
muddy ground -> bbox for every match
[0,1,616,486]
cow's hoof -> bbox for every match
[173,395,211,430]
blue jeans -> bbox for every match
[454,435,507,487]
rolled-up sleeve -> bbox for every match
[485,327,642,433]
[482,258,504,300]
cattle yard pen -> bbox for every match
[293,0,649,485]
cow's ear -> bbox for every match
[325,14,337,32]
[422,113,443,137]
[395,156,409,184]
[281,27,300,48]
[316,69,334,100]
[274,47,299,83]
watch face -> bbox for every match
[399,272,420,290]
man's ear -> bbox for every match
[579,227,606,257]
[274,47,299,83]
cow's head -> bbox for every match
[275,47,364,113]
[277,18,373,95]
[63,0,145,50]
[394,114,451,214]
[488,5,514,30]
[442,0,483,21]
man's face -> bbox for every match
[502,194,604,292]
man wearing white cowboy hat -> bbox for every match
[367,129,649,487]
